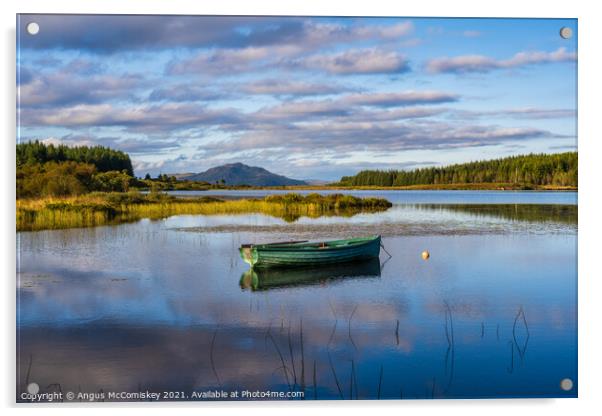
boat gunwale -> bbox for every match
[252,235,380,251]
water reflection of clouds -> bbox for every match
[166,203,577,237]
[188,190,577,206]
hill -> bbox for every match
[336,152,577,188]
[180,163,307,186]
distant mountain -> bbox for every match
[179,163,307,186]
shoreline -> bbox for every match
[142,184,578,192]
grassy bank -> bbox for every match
[16,192,392,231]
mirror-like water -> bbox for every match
[168,189,577,205]
[17,191,577,400]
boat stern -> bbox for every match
[239,245,258,267]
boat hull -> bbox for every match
[239,236,381,268]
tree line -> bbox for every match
[16,141,219,198]
[337,152,577,187]
[17,141,136,198]
[17,140,133,175]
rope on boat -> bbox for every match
[380,242,393,258]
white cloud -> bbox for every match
[240,79,353,96]
[426,47,576,74]
[298,49,410,74]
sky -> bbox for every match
[17,15,577,180]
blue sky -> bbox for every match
[17,15,577,179]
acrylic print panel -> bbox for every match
[16,14,577,402]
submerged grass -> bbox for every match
[16,192,392,231]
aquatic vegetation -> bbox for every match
[16,192,392,231]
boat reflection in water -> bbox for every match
[240,258,381,291]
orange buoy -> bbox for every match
[421,250,430,260]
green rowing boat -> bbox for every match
[239,235,381,268]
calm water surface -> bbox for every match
[170,189,577,205]
[17,191,577,400]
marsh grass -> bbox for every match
[16,192,392,231]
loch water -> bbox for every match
[17,191,577,400]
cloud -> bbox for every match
[300,20,414,46]
[499,108,576,119]
[201,119,553,157]
[174,120,556,179]
[39,136,96,147]
[343,91,458,107]
[349,107,447,122]
[463,30,481,38]
[18,66,144,107]
[426,47,576,74]
[240,79,353,96]
[354,21,414,38]
[148,85,226,102]
[35,134,182,155]
[20,71,558,174]
[167,46,277,75]
[101,138,181,154]
[296,49,410,74]
[20,102,242,133]
[61,58,106,75]
[253,100,350,120]
[19,15,307,53]
[549,144,577,150]
[21,87,456,129]
[168,46,412,76]
[450,107,576,120]
[160,20,417,75]
[20,15,415,54]
[22,92,556,176]
[250,91,456,122]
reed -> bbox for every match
[17,192,392,231]
[287,324,298,388]
[349,359,359,400]
[299,318,305,393]
[348,305,358,350]
[443,301,456,394]
[210,328,222,388]
[377,364,383,399]
[25,354,32,388]
[328,351,344,399]
[512,306,530,361]
[313,360,317,400]
[268,332,292,391]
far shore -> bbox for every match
[156,183,578,192]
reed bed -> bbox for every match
[16,192,392,231]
